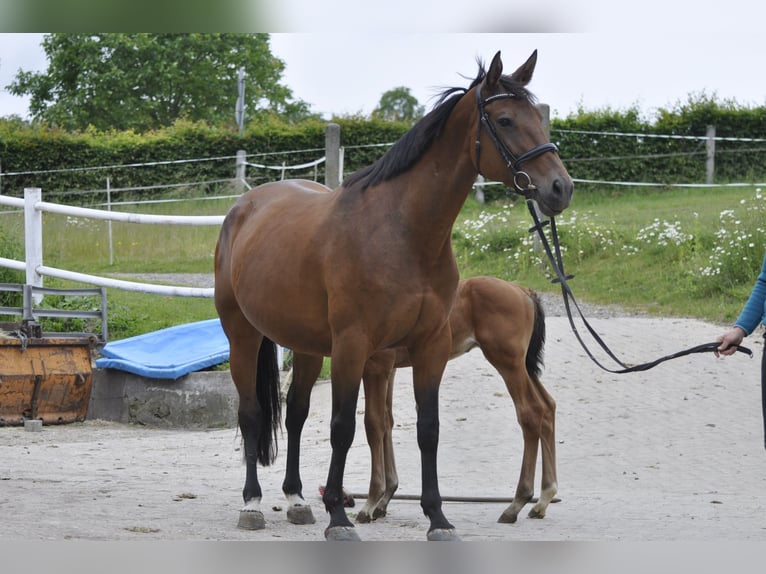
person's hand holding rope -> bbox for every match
[715,326,747,357]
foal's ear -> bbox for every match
[486,51,503,87]
[509,50,538,86]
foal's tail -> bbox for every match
[255,337,282,466]
[525,290,546,379]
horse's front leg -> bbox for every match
[409,328,460,542]
[357,350,397,523]
[282,352,324,525]
[322,333,368,541]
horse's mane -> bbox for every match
[341,58,536,192]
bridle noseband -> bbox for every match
[475,83,559,194]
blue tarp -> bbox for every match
[95,318,229,380]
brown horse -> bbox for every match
[214,50,573,541]
[284,277,557,527]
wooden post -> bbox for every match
[325,123,341,189]
[706,125,716,185]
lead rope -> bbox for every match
[526,200,753,373]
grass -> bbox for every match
[453,183,765,324]
[2,182,764,342]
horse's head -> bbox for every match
[472,50,573,216]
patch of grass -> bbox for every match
[453,184,766,325]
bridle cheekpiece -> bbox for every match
[474,82,559,194]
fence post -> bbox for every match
[706,125,716,184]
[325,123,341,189]
[24,188,43,303]
[236,149,247,183]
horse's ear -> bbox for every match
[486,51,503,87]
[508,50,538,86]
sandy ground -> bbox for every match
[2,309,766,543]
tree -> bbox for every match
[6,33,315,132]
[372,86,424,123]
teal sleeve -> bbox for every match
[734,252,766,335]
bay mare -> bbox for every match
[214,50,573,541]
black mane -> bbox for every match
[341,59,535,192]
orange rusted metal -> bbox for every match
[0,330,95,426]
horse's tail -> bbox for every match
[525,290,546,379]
[255,337,282,466]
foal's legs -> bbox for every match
[356,351,398,523]
[527,376,557,519]
[485,346,557,524]
[283,352,324,525]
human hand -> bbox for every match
[715,327,746,357]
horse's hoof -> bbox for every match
[497,510,519,524]
[372,507,388,520]
[324,526,362,541]
[287,505,316,525]
[237,510,266,530]
[527,507,546,519]
[427,528,461,541]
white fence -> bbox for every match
[0,124,346,302]
[0,188,221,298]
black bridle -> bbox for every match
[525,200,753,373]
[475,83,559,194]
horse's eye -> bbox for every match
[497,117,513,128]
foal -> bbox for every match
[285,276,557,526]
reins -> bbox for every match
[524,199,753,373]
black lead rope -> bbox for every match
[525,200,753,374]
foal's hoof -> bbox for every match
[497,510,519,524]
[324,526,362,541]
[426,528,461,541]
[237,510,266,530]
[355,509,373,524]
[287,505,316,525]
[527,507,546,519]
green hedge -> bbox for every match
[2,97,765,206]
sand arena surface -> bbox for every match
[2,294,766,542]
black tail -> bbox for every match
[255,337,282,466]
[525,291,546,379]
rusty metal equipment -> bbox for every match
[0,283,106,426]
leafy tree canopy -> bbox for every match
[6,33,316,132]
[372,86,424,123]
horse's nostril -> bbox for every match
[553,177,574,198]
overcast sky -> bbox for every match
[1,4,765,122]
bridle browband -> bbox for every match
[475,82,559,194]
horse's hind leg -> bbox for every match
[282,352,324,525]
[527,377,557,520]
[224,324,278,530]
[497,382,540,524]
[357,351,397,523]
